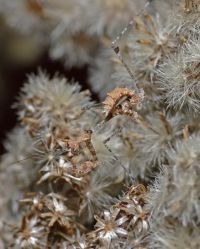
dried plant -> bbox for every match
[0,0,200,248]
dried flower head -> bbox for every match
[114,184,149,236]
[17,71,95,136]
[110,12,177,95]
[40,195,75,228]
[157,37,200,113]
[147,136,200,227]
[170,0,200,38]
[129,13,176,81]
[12,214,47,249]
[132,112,184,173]
[88,184,149,248]
[92,208,128,248]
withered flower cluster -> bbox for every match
[0,0,200,248]
[0,72,144,248]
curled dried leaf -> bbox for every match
[103,87,144,121]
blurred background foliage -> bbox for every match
[0,17,91,154]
